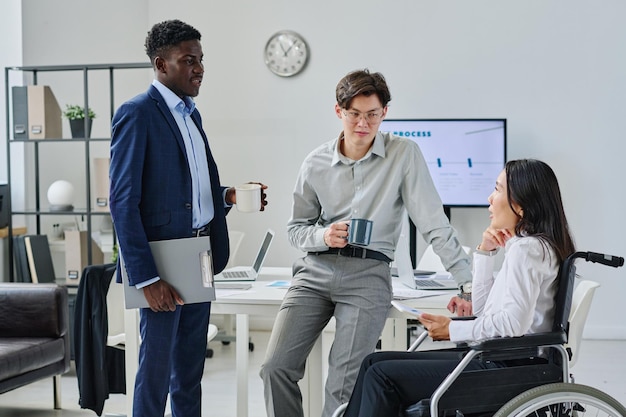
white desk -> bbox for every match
[211,267,454,417]
[211,272,289,417]
[123,267,454,417]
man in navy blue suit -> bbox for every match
[110,19,267,417]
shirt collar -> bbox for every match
[332,131,386,166]
[152,79,196,116]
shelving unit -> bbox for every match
[4,62,152,281]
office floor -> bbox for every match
[0,331,624,417]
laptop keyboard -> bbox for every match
[222,270,250,279]
[415,280,446,288]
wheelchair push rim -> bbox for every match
[493,382,626,417]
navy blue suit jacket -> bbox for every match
[110,85,229,286]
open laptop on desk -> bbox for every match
[214,229,274,282]
[394,236,458,291]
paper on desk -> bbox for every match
[215,289,254,298]
[392,282,450,300]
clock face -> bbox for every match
[264,30,309,77]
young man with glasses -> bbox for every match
[260,69,472,417]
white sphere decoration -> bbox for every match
[47,180,75,211]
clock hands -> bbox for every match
[279,37,297,57]
[283,40,296,55]
[279,42,288,57]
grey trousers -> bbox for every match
[260,253,392,417]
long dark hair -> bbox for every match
[505,159,576,263]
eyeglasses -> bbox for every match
[341,109,384,124]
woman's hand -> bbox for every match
[479,227,513,252]
[418,312,452,341]
[447,296,473,317]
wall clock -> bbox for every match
[264,30,309,77]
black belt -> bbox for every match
[192,223,211,237]
[310,246,391,263]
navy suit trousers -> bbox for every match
[133,302,211,417]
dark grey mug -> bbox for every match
[348,218,373,246]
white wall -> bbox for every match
[0,0,23,184]
[8,0,626,338]
[0,0,23,281]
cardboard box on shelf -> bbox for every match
[26,85,62,139]
[93,158,110,212]
[64,230,104,284]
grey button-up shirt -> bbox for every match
[287,131,472,286]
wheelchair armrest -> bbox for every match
[450,316,477,321]
[468,330,567,351]
[447,315,566,354]
[462,331,567,362]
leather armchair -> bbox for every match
[0,283,70,409]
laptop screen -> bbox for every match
[251,230,275,273]
[396,238,417,289]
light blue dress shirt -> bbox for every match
[152,80,214,228]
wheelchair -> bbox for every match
[332,251,626,417]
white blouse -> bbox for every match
[449,235,560,343]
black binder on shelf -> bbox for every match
[11,86,29,139]
[23,235,56,283]
[12,235,31,283]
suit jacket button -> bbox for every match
[185,203,192,209]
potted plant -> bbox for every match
[63,104,96,138]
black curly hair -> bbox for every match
[144,19,201,63]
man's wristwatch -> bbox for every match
[458,282,472,302]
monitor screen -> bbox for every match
[379,119,507,207]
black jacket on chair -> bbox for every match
[74,263,125,416]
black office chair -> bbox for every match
[332,251,626,417]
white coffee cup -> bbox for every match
[235,183,262,213]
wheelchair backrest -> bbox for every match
[552,251,624,339]
[552,255,577,337]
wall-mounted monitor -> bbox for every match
[379,119,507,207]
[379,119,507,267]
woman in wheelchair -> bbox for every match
[342,159,576,417]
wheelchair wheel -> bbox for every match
[493,382,626,417]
